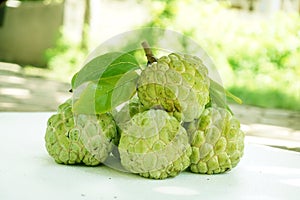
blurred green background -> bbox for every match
[1,0,300,111]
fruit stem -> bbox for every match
[141,41,157,65]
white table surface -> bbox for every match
[0,112,300,200]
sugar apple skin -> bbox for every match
[118,109,192,179]
[137,53,210,122]
[45,99,118,166]
[112,97,147,126]
[186,106,244,174]
[75,112,119,163]
[111,97,148,159]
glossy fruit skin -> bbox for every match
[118,109,191,179]
[137,53,210,122]
[45,99,118,166]
[186,107,244,174]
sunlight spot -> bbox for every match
[0,62,21,72]
[242,123,293,137]
[0,102,16,109]
[0,88,31,99]
[0,75,26,85]
[6,0,21,8]
[245,135,300,150]
[154,186,199,195]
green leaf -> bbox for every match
[73,70,139,114]
[210,79,242,105]
[72,52,140,89]
[71,51,141,114]
[209,78,242,114]
[71,72,78,89]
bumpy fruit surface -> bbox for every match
[137,53,210,122]
[75,112,119,162]
[45,99,118,165]
[118,109,191,179]
[186,107,244,174]
[113,97,147,126]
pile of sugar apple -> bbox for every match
[45,44,245,179]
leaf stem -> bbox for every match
[141,41,157,65]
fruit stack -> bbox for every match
[45,43,244,179]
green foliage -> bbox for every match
[228,86,300,111]
[44,0,300,111]
[145,0,178,27]
[72,52,140,89]
[217,13,300,111]
[45,36,87,83]
[72,52,140,115]
[145,0,300,111]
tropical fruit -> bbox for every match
[186,106,245,174]
[45,99,118,165]
[137,53,210,122]
[118,109,192,179]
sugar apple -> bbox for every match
[118,109,192,179]
[137,53,210,122]
[112,97,147,126]
[45,99,118,165]
[75,112,119,162]
[186,106,244,174]
[110,97,147,160]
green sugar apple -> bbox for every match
[75,112,119,162]
[186,106,245,174]
[112,97,147,126]
[118,109,192,179]
[45,99,118,165]
[137,53,210,122]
